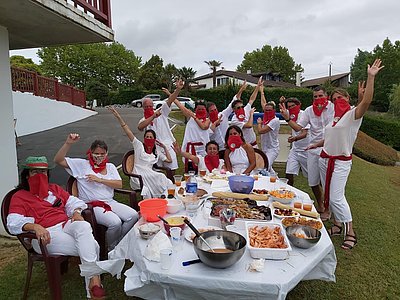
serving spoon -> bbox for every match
[184,218,215,253]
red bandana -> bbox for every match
[209,110,219,123]
[234,108,246,122]
[28,173,49,199]
[204,154,220,172]
[227,135,243,151]
[262,110,275,124]
[333,99,351,126]
[144,138,156,154]
[144,107,155,119]
[288,105,301,122]
[195,108,207,122]
[87,150,108,173]
[312,97,328,117]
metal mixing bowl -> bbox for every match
[286,225,321,249]
[193,230,246,268]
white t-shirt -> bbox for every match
[229,147,249,174]
[260,117,280,151]
[181,117,210,156]
[209,99,234,150]
[291,110,310,151]
[65,158,121,202]
[231,103,256,144]
[323,107,362,157]
[196,155,225,173]
[139,102,176,145]
[297,102,334,144]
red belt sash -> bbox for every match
[320,150,352,210]
[185,142,203,171]
[89,201,112,213]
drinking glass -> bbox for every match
[173,175,182,187]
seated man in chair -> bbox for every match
[7,156,106,299]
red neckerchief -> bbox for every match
[320,150,352,210]
[235,107,245,121]
[144,107,155,125]
[227,135,243,151]
[312,97,328,117]
[204,154,220,172]
[87,150,108,173]
[262,110,275,124]
[333,99,351,126]
[89,201,112,213]
[209,110,219,123]
[28,173,49,199]
[288,105,301,122]
[143,138,156,154]
[195,108,207,122]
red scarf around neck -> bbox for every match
[28,173,49,199]
[195,109,207,122]
[333,99,351,126]
[143,138,156,154]
[312,97,328,117]
[204,154,220,172]
[234,107,246,122]
[262,110,275,124]
[227,135,243,151]
[87,150,108,173]
[209,110,219,123]
[288,105,301,122]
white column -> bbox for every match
[0,25,19,236]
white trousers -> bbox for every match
[93,199,138,250]
[286,149,308,177]
[307,148,322,186]
[319,158,353,223]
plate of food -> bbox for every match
[281,216,323,230]
[269,189,296,204]
[252,189,269,195]
[184,226,222,243]
[176,188,209,200]
[273,208,300,219]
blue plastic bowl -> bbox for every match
[228,175,255,194]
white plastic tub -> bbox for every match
[245,221,292,260]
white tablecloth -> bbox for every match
[109,176,337,300]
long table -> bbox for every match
[109,176,337,300]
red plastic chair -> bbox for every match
[1,188,70,300]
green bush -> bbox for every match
[191,84,313,111]
[388,84,400,117]
[360,114,400,150]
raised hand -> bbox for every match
[367,58,384,76]
[214,115,222,127]
[288,136,296,143]
[108,106,120,118]
[162,87,171,96]
[66,133,80,145]
[257,117,262,124]
[176,79,184,90]
[279,103,289,120]
[279,96,286,104]
[155,140,166,149]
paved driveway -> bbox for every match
[16,107,144,187]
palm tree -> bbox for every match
[204,60,223,88]
[178,67,197,92]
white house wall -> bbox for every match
[13,92,97,137]
[196,75,257,89]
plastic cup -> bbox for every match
[199,169,207,177]
[167,185,176,197]
[278,178,289,189]
[303,203,313,211]
[269,171,277,183]
[184,173,190,182]
[170,227,183,251]
[160,248,173,270]
[173,175,182,187]
[294,202,303,209]
[219,208,236,230]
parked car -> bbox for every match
[131,94,161,108]
[153,97,195,110]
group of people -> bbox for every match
[7,59,383,297]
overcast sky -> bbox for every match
[10,0,400,80]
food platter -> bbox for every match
[184,226,222,243]
[209,198,272,221]
[273,208,300,219]
[269,189,296,204]
[281,216,323,230]
[176,188,209,201]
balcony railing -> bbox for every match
[71,0,112,27]
[11,67,86,108]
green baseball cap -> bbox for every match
[20,156,55,169]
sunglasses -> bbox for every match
[234,105,244,110]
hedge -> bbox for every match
[191,85,313,112]
[360,114,400,150]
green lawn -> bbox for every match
[1,123,399,299]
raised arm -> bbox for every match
[234,80,248,100]
[356,81,365,106]
[137,109,161,131]
[166,79,184,107]
[260,81,267,110]
[172,142,200,164]
[279,103,303,132]
[243,108,255,128]
[248,77,263,106]
[355,59,384,119]
[156,140,172,163]
[174,98,195,119]
[108,106,135,142]
[256,117,271,134]
[54,133,80,168]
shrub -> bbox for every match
[353,131,398,166]
[388,84,400,117]
[360,114,400,150]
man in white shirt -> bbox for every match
[279,86,334,218]
[137,80,184,178]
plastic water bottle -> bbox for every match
[186,174,198,194]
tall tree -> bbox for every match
[350,38,400,111]
[137,55,164,90]
[178,67,197,91]
[37,42,141,90]
[237,44,302,83]
[10,55,42,73]
[204,60,222,88]
[162,63,179,91]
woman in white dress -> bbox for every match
[109,106,173,198]
[54,134,138,250]
[308,59,384,250]
[224,125,256,175]
[173,141,225,174]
